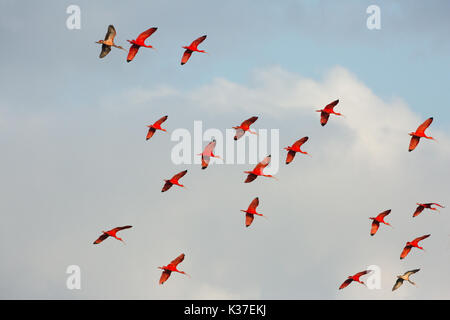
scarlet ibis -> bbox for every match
[244,155,276,183]
[126,27,158,62]
[284,137,309,164]
[96,25,126,58]
[369,209,392,236]
[198,139,220,169]
[158,253,190,285]
[146,115,168,141]
[316,99,342,126]
[240,197,265,227]
[162,170,188,192]
[400,234,430,259]
[408,117,435,152]
[392,269,420,291]
[93,225,132,245]
[233,116,258,141]
[339,270,370,290]
[413,203,445,217]
[181,35,207,65]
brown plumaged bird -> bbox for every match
[392,269,420,291]
[96,25,126,58]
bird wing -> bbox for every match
[377,209,391,219]
[413,205,425,217]
[248,197,259,211]
[416,117,433,135]
[404,269,420,277]
[400,245,412,259]
[431,203,445,208]
[99,44,111,58]
[172,170,188,181]
[323,99,339,112]
[93,233,109,245]
[146,127,156,140]
[170,253,185,267]
[392,278,404,291]
[354,270,370,278]
[414,234,430,243]
[370,220,380,236]
[320,111,330,126]
[292,136,309,148]
[201,155,210,169]
[203,140,216,156]
[408,135,421,152]
[181,49,192,65]
[136,27,158,42]
[161,181,173,192]
[127,44,140,62]
[339,278,353,290]
[244,173,258,183]
[285,150,296,164]
[241,116,258,128]
[159,270,171,285]
[245,213,254,227]
[190,35,207,49]
[105,25,116,41]
[254,155,271,172]
[154,115,168,126]
[111,225,132,233]
[234,128,245,140]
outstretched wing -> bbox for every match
[354,270,370,278]
[154,115,168,126]
[161,181,173,192]
[241,116,258,129]
[408,136,421,152]
[292,136,309,148]
[93,233,109,245]
[431,203,445,208]
[190,35,207,49]
[201,155,210,169]
[159,270,171,285]
[413,205,425,217]
[248,197,259,211]
[413,234,430,243]
[392,278,404,291]
[146,127,156,140]
[254,155,271,172]
[400,245,412,259]
[285,150,296,164]
[170,253,185,267]
[181,49,192,65]
[127,44,140,62]
[203,140,216,156]
[111,225,132,233]
[172,170,188,181]
[339,278,353,290]
[415,117,433,135]
[244,173,258,183]
[370,220,380,236]
[234,128,245,140]
[377,209,391,219]
[245,213,254,227]
[136,27,158,42]
[105,25,116,41]
[323,99,339,112]
[99,44,111,58]
[320,111,330,126]
[404,269,420,277]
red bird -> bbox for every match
[413,203,445,217]
[181,35,207,65]
[316,99,342,126]
[93,225,132,245]
[400,234,430,259]
[162,170,188,192]
[233,116,258,140]
[240,197,265,227]
[408,117,435,152]
[158,253,190,285]
[244,155,276,183]
[126,27,158,62]
[284,137,309,164]
[146,115,168,140]
[369,209,392,236]
[339,270,371,290]
[198,139,221,169]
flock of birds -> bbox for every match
[92,24,444,292]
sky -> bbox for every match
[0,0,449,299]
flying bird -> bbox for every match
[392,269,420,291]
[413,203,445,217]
[181,35,207,65]
[369,209,392,236]
[198,139,221,169]
[93,225,132,245]
[339,270,371,290]
[126,27,158,62]
[284,137,309,164]
[146,115,168,141]
[162,170,188,192]
[316,99,342,126]
[158,253,190,285]
[233,116,258,140]
[240,197,265,227]
[244,155,276,183]
[96,25,126,58]
[408,117,435,152]
[400,234,430,259]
